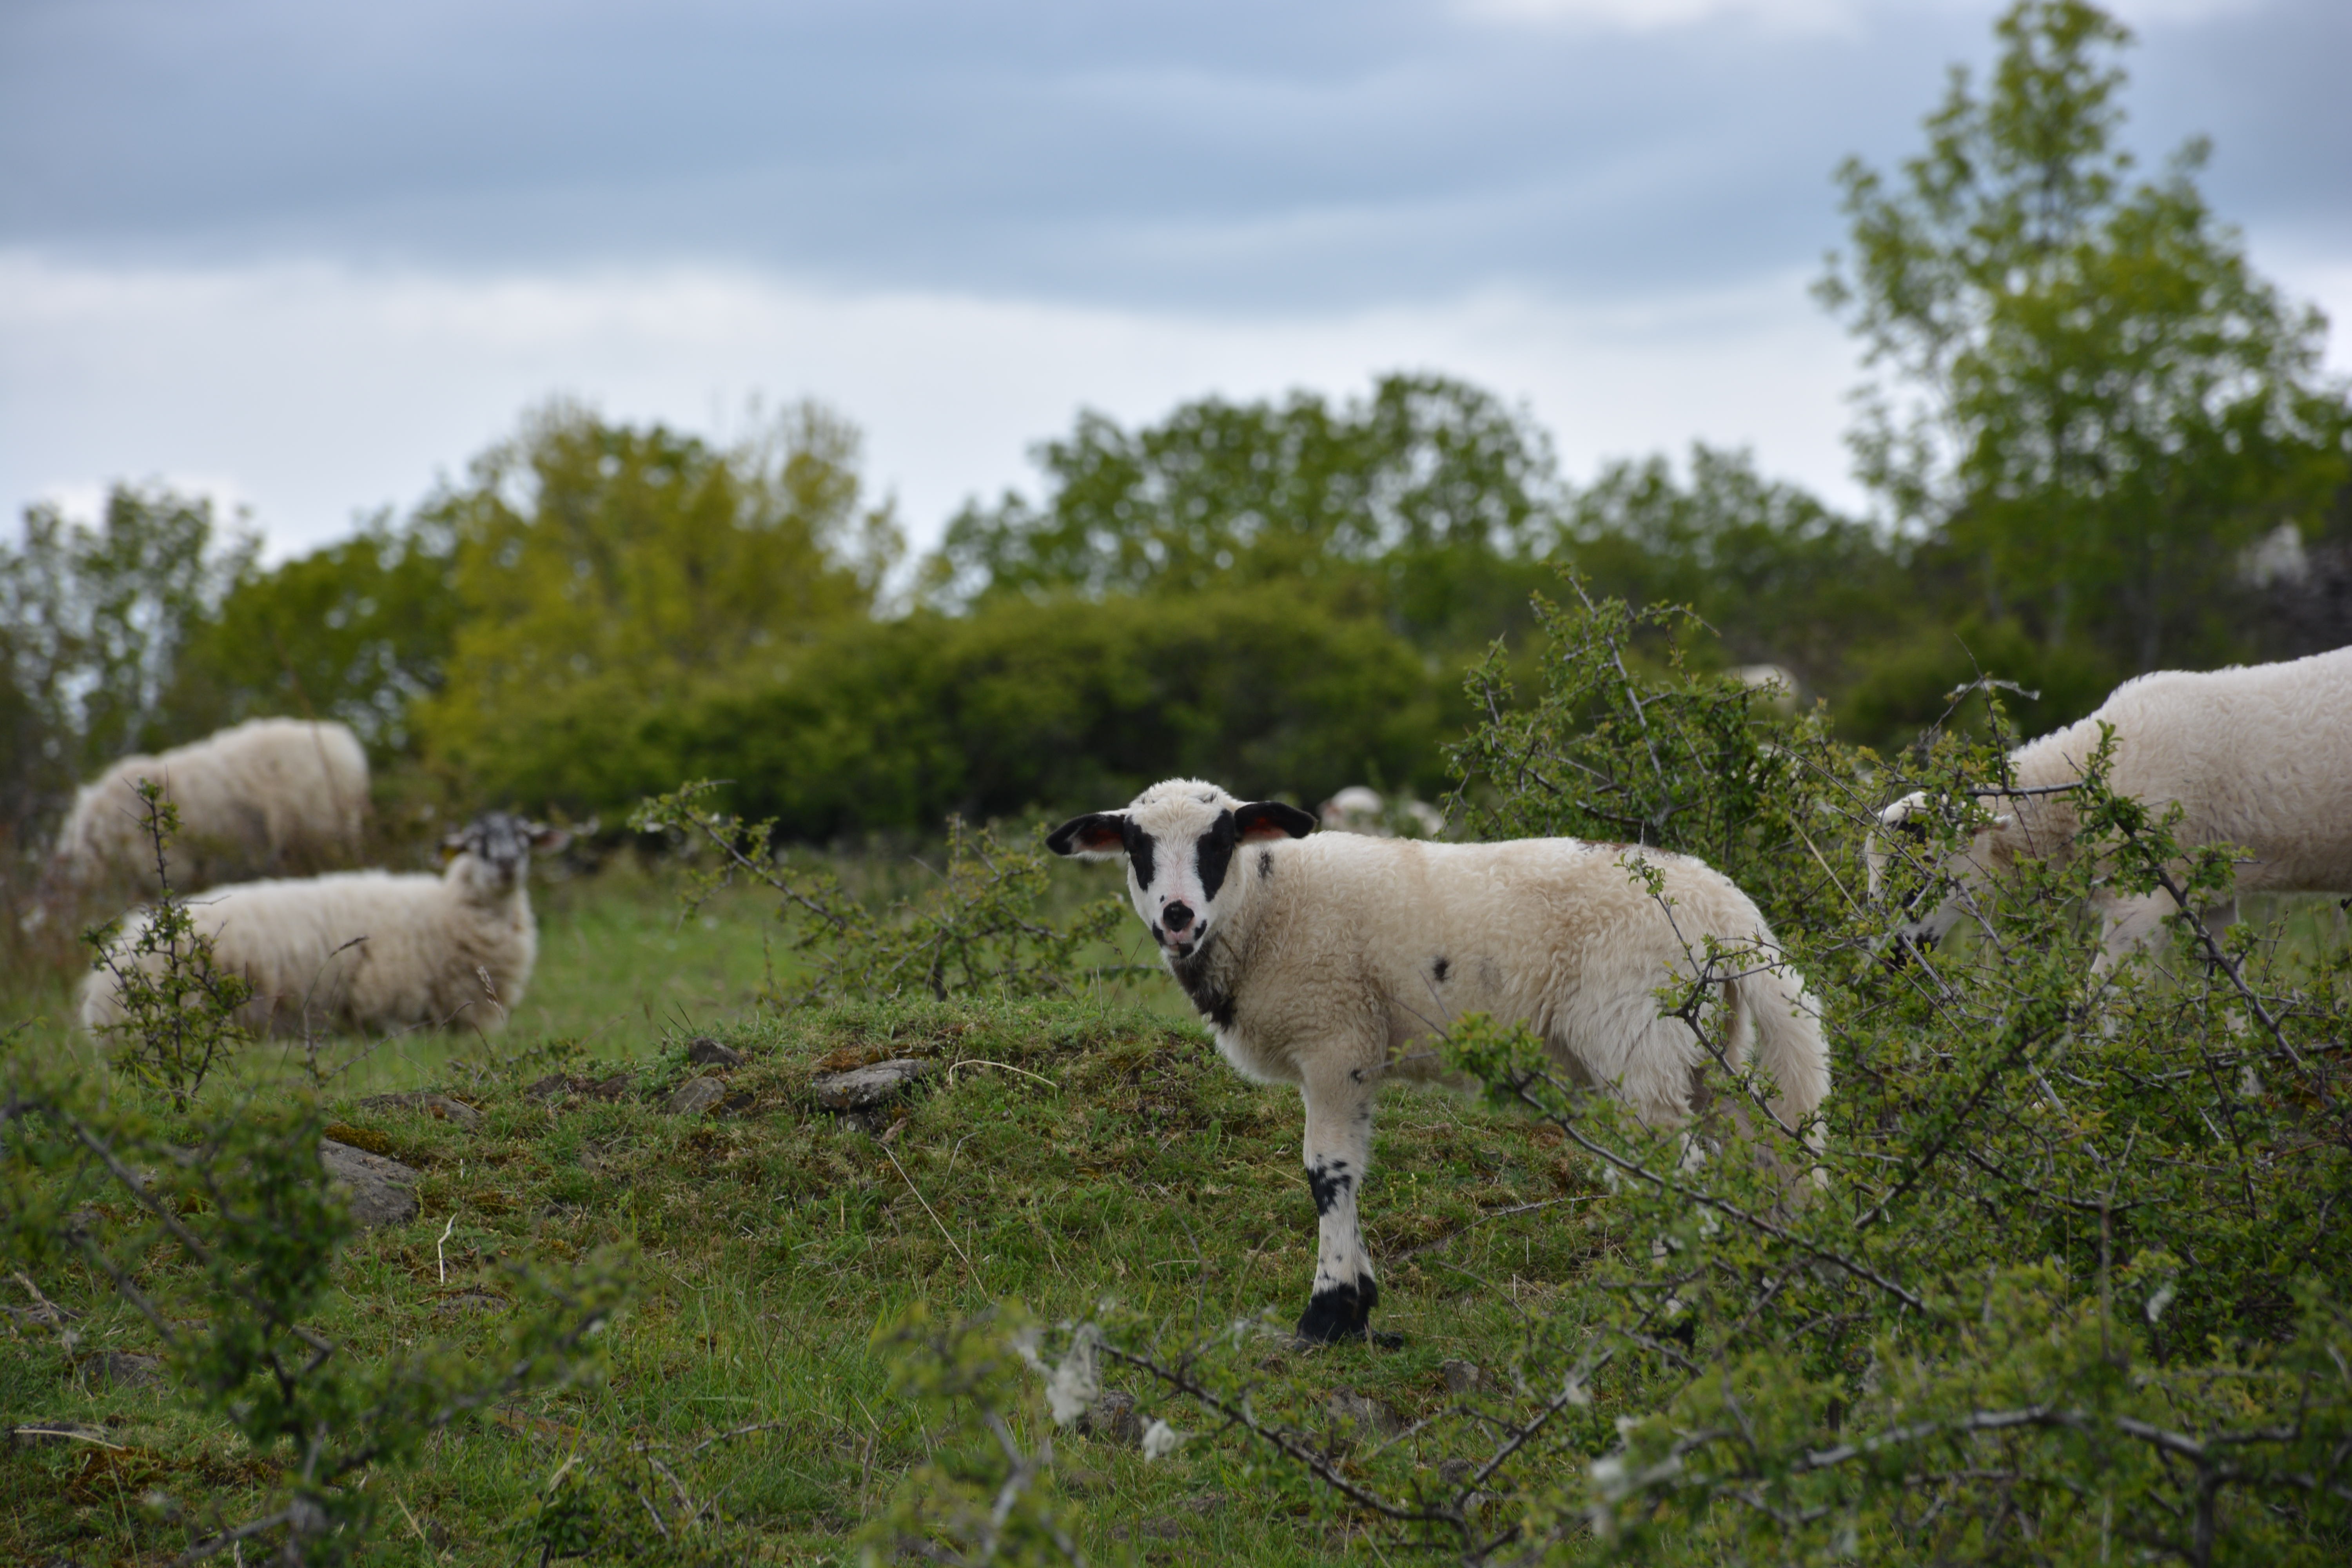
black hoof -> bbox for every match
[1296,1278,1379,1344]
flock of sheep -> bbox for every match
[43,645,2352,1343]
[52,719,567,1040]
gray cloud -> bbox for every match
[4,1,2343,312]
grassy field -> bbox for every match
[2,860,1619,1565]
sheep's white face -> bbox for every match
[1047,779,1315,962]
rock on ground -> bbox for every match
[319,1139,421,1228]
[811,1058,929,1111]
[666,1076,728,1117]
[686,1036,744,1067]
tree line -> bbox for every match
[4,0,2347,851]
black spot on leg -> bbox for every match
[1297,1276,1379,1344]
[1432,956,1450,983]
[1307,1162,1353,1216]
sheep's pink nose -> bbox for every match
[1161,902,1194,933]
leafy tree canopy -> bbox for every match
[1818,0,2352,673]
[416,399,900,799]
[169,510,459,760]
[0,485,254,832]
[929,373,1565,650]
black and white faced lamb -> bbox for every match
[1049,778,1828,1345]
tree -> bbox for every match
[1561,445,1911,694]
[1817,0,2351,676]
[168,510,459,761]
[0,485,254,835]
[415,400,900,808]
[929,374,1564,652]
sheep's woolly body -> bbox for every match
[54,719,368,895]
[80,833,546,1039]
[1179,828,1824,1120]
[1053,777,1826,1343]
[1875,646,2352,958]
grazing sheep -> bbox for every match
[51,719,368,898]
[1867,647,2352,964]
[1315,786,1446,838]
[81,813,568,1039]
[1050,778,1827,1343]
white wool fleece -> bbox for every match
[52,718,368,896]
[1869,645,2352,962]
[81,821,559,1039]
[1052,777,1827,1343]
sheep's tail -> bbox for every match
[1732,955,1829,1163]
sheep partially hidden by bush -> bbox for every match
[51,719,368,897]
[1315,785,1445,838]
[81,813,569,1039]
[1050,777,1827,1343]
[1867,646,2352,964]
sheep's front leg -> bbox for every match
[1296,1059,1381,1343]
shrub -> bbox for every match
[1019,575,2352,1564]
[632,782,1131,1006]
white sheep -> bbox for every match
[1867,646,2352,964]
[81,813,568,1040]
[1050,778,1827,1343]
[50,719,369,898]
[1315,785,1446,838]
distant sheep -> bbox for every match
[1868,646,2352,964]
[1315,785,1446,838]
[1051,778,1826,1343]
[51,719,368,898]
[81,813,568,1039]
[1731,663,1799,714]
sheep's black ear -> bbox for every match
[1234,801,1316,843]
[1046,812,1128,859]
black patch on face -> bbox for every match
[1258,848,1274,880]
[1196,811,1238,901]
[1307,1161,1353,1216]
[1297,1277,1379,1343]
[1124,820,1157,890]
[1431,956,1450,983]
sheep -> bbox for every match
[1049,778,1827,1343]
[81,813,569,1040]
[1730,663,1799,715]
[1316,785,1446,838]
[49,719,369,899]
[1867,647,2352,965]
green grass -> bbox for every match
[2,868,1615,1564]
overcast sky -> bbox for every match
[4,0,2347,559]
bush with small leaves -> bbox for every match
[632,782,1131,1007]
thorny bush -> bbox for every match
[984,575,2352,1566]
[632,782,1130,1007]
[81,779,252,1109]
